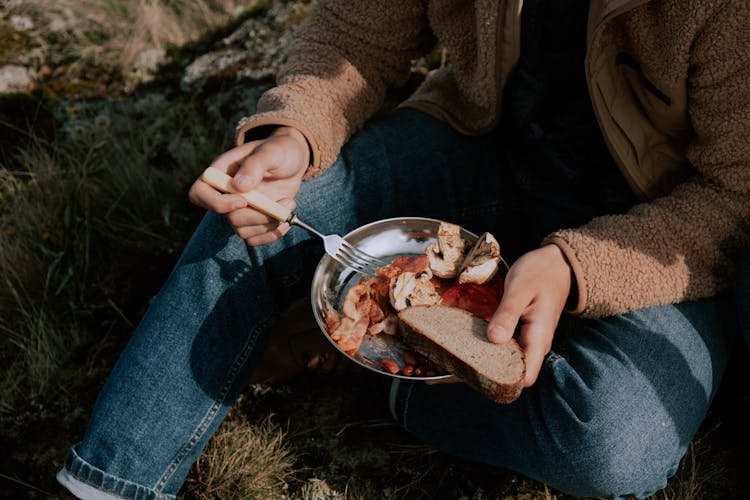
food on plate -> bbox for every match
[326,276,393,355]
[425,221,467,278]
[322,220,523,400]
[398,305,525,403]
[440,279,503,322]
[458,231,502,284]
[388,254,442,311]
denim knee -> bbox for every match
[389,377,685,500]
[534,357,689,499]
[553,418,681,499]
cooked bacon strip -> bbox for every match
[331,276,395,353]
[323,304,341,332]
[375,254,430,280]
[330,315,370,355]
[365,276,390,313]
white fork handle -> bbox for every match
[200,166,293,223]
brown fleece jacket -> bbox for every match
[236,0,750,318]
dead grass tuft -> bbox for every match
[183,412,296,499]
[116,0,255,79]
[295,478,346,499]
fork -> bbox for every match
[201,167,387,276]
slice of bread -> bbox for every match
[397,305,525,403]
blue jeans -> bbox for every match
[57,109,735,499]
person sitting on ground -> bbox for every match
[57,0,750,499]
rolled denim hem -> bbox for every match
[58,444,175,500]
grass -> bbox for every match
[0,1,747,499]
[0,91,235,416]
[1,142,88,409]
[3,0,267,94]
[182,410,297,499]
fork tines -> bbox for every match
[337,241,387,275]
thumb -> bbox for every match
[486,295,525,344]
[276,197,297,212]
[233,153,268,193]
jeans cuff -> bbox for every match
[57,444,176,500]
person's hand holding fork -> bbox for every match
[189,126,310,246]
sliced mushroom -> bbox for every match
[389,271,441,311]
[458,231,501,284]
[426,221,468,278]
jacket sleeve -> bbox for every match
[545,2,750,318]
[235,0,435,176]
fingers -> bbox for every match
[190,132,310,248]
[240,222,291,246]
[487,287,527,343]
[484,246,573,388]
[188,178,247,213]
[208,142,259,178]
[232,149,268,193]
[516,317,554,387]
[232,133,307,194]
[191,139,296,217]
[488,285,560,387]
[206,141,270,193]
[225,197,296,231]
[190,142,260,211]
[489,297,555,387]
[488,294,549,387]
[207,139,288,193]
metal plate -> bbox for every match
[310,217,478,380]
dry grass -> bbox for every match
[182,411,297,499]
[650,421,730,500]
[6,0,266,91]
